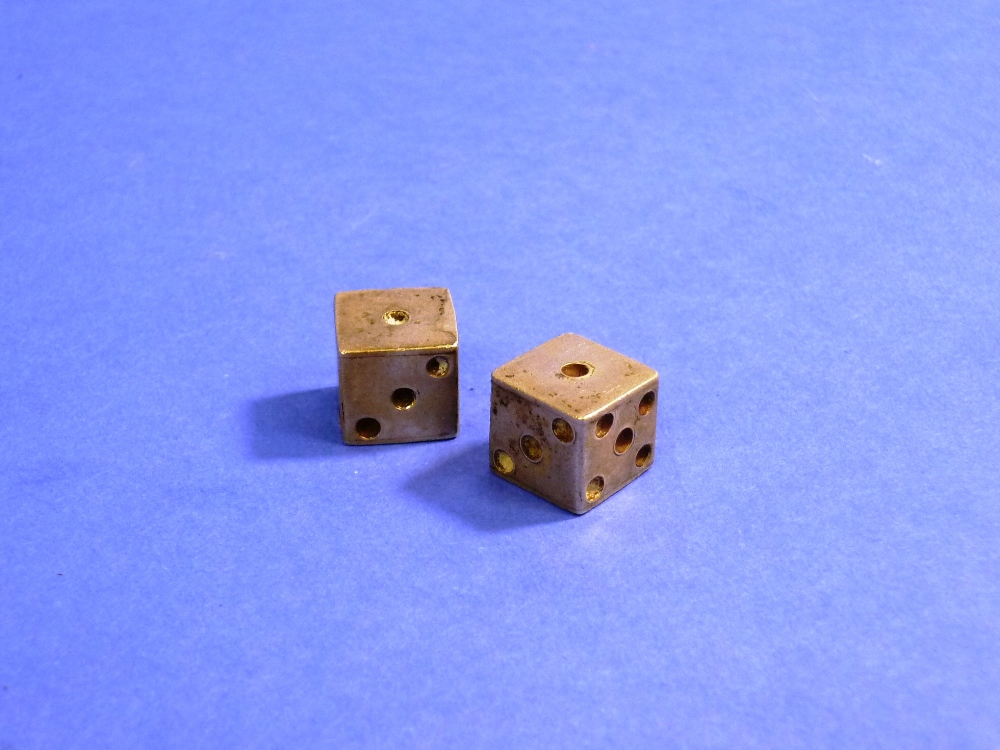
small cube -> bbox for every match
[490,333,658,513]
[335,287,459,445]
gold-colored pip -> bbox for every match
[335,287,459,445]
[490,333,658,513]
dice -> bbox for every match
[489,333,658,513]
[335,287,459,445]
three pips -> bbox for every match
[335,287,658,515]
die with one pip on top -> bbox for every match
[489,333,658,513]
[335,287,458,445]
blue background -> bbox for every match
[2,1,998,747]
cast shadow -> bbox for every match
[245,387,347,460]
[405,442,574,531]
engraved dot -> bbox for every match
[355,418,381,440]
[391,388,416,410]
[639,391,656,416]
[595,413,614,438]
[426,356,450,378]
[561,362,592,378]
[520,435,542,462]
[493,449,515,475]
[383,309,409,325]
[635,444,653,468]
[552,418,575,443]
[614,427,634,455]
[586,476,605,503]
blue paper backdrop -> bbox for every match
[2,1,998,747]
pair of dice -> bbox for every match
[335,287,659,515]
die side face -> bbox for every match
[339,350,459,444]
[490,333,658,514]
[335,287,459,445]
[489,384,584,512]
[578,380,658,511]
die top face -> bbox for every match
[335,287,458,357]
[491,333,657,420]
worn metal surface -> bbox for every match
[335,287,459,445]
[490,333,658,514]
[336,287,458,356]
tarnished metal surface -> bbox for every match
[335,287,459,445]
[336,287,458,356]
[490,333,658,514]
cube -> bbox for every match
[489,333,658,513]
[335,287,459,445]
